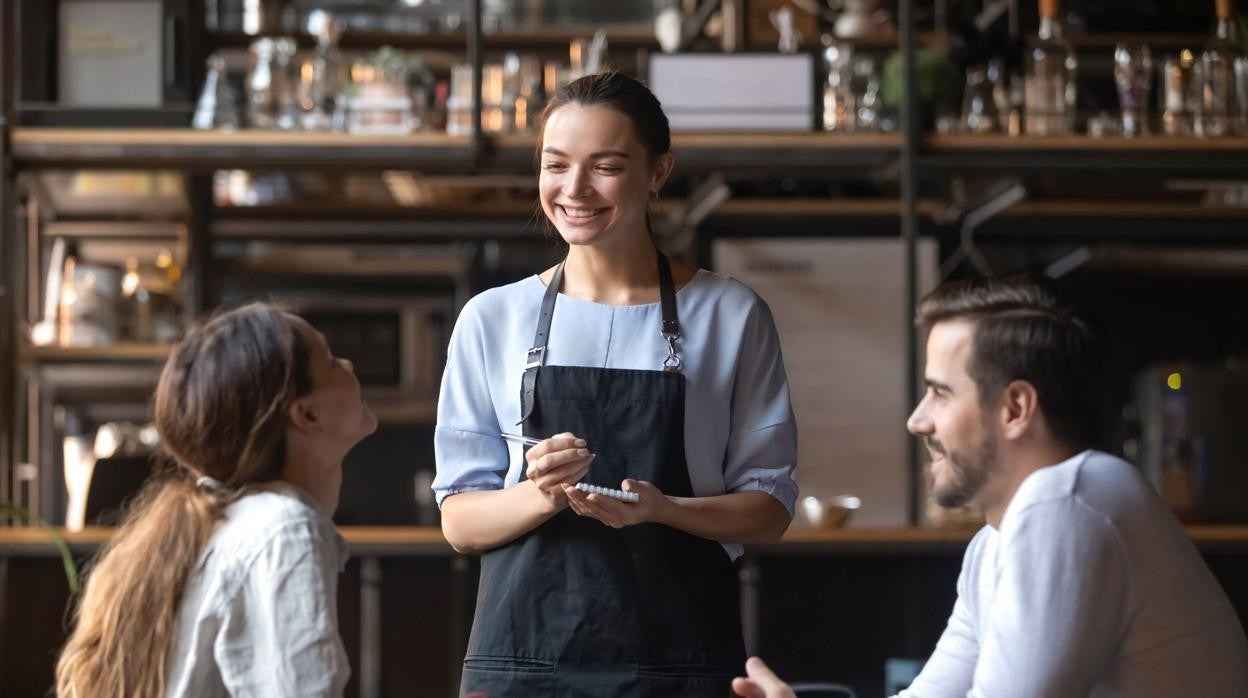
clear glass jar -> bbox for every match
[247,37,298,129]
[961,66,1001,134]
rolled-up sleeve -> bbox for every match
[722,297,798,517]
[433,297,509,506]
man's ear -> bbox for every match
[287,397,320,434]
[1000,380,1039,440]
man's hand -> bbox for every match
[732,657,797,698]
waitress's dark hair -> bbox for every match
[537,71,672,163]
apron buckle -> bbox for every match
[525,346,546,369]
[662,332,682,372]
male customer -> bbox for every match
[733,275,1248,697]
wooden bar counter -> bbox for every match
[2,526,1245,697]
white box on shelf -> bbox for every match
[648,53,815,132]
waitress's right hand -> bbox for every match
[525,432,594,512]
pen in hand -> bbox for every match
[499,432,543,447]
[501,434,633,502]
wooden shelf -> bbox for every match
[214,198,1248,222]
[5,525,1247,557]
[226,256,468,277]
[208,27,659,51]
[493,132,903,171]
[10,128,476,171]
[210,30,467,51]
[922,134,1248,173]
[928,134,1248,151]
[11,128,902,173]
[14,128,1248,176]
[11,128,901,173]
[483,27,658,49]
[43,221,186,239]
[17,343,173,363]
[368,399,438,425]
[1026,33,1207,50]
[1002,200,1248,218]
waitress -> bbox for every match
[433,71,797,696]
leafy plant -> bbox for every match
[881,46,958,110]
[1,502,81,593]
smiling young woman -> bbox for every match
[433,72,799,696]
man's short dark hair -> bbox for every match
[917,274,1101,448]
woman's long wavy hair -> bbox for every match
[55,303,313,698]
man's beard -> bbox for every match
[928,432,998,509]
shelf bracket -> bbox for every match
[657,172,730,257]
[678,0,724,51]
[1044,245,1094,278]
[938,177,1026,279]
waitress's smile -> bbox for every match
[555,204,611,225]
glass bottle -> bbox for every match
[961,66,1001,134]
[1113,43,1153,137]
[247,38,298,129]
[299,11,345,131]
[1161,51,1198,137]
[191,53,240,130]
[821,38,853,132]
[1197,0,1247,137]
[1024,0,1077,136]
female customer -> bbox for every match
[434,71,798,696]
[56,303,377,697]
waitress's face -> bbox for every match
[538,104,671,248]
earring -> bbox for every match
[650,190,660,200]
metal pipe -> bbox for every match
[0,0,14,499]
[360,556,383,698]
[899,0,921,527]
[739,555,761,656]
[468,0,483,170]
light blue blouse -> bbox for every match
[432,269,798,559]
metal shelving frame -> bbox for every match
[5,0,1248,533]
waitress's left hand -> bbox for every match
[562,479,666,528]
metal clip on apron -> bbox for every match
[462,253,745,697]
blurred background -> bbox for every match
[1,1,1247,696]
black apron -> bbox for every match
[461,254,745,697]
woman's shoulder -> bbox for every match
[215,484,335,554]
[458,275,544,322]
[685,268,769,312]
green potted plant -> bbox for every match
[0,502,81,593]
[881,46,958,131]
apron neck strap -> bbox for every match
[657,252,680,339]
[519,252,681,425]
[656,253,682,372]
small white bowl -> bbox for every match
[800,495,862,529]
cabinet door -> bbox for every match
[714,237,937,526]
